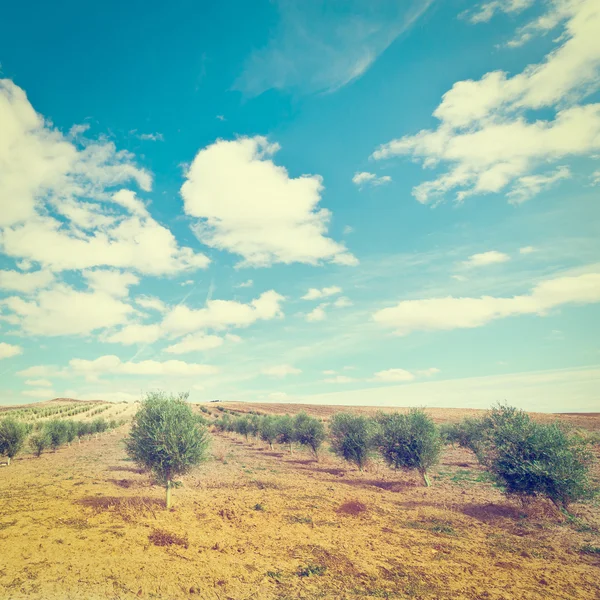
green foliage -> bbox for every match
[440,417,488,457]
[329,413,375,470]
[125,391,210,492]
[29,432,50,457]
[293,412,326,459]
[375,409,442,486]
[44,419,70,451]
[297,564,327,577]
[480,405,596,510]
[258,416,279,447]
[0,418,28,463]
[275,415,295,448]
[234,416,251,439]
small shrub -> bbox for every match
[293,412,326,460]
[329,413,375,470]
[297,564,326,577]
[375,409,442,486]
[441,418,488,458]
[44,419,70,451]
[0,418,28,465]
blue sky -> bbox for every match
[1,0,599,411]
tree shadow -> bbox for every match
[327,478,416,492]
[459,502,524,523]
[77,495,163,520]
[106,465,144,474]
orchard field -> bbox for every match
[1,399,599,600]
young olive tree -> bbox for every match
[276,415,295,453]
[375,409,442,486]
[481,405,596,511]
[125,392,210,509]
[258,416,278,449]
[329,413,375,470]
[29,432,50,457]
[293,412,326,461]
[0,418,28,465]
[44,419,70,452]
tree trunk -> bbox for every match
[166,480,172,510]
[7,457,10,466]
[269,442,273,450]
[422,471,431,487]
[289,442,293,454]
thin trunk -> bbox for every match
[422,471,431,487]
[269,442,273,450]
[289,442,293,454]
[166,480,172,510]
[7,457,10,466]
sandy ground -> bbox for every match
[0,404,599,600]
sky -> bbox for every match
[0,0,599,412]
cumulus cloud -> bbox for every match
[0,79,209,275]
[0,342,22,359]
[519,245,536,254]
[305,304,328,322]
[333,296,353,308]
[235,279,253,288]
[181,136,357,267]
[2,283,136,336]
[103,324,162,345]
[69,355,218,379]
[373,269,600,335]
[302,286,342,300]
[261,364,302,378]
[372,0,600,204]
[462,250,510,268]
[352,172,392,187]
[83,269,139,297]
[0,269,54,293]
[135,296,168,313]
[372,368,415,382]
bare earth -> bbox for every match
[0,402,599,600]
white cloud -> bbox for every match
[0,342,22,359]
[233,0,434,96]
[462,250,510,268]
[135,296,168,312]
[507,165,571,204]
[2,283,135,336]
[465,0,535,24]
[323,369,337,375]
[69,355,218,378]
[324,375,356,384]
[161,290,284,336]
[104,324,162,345]
[416,367,441,377]
[373,269,600,335]
[84,269,139,297]
[261,364,302,378]
[17,365,60,378]
[519,245,536,254]
[137,132,164,142]
[352,172,392,187]
[333,296,353,308]
[24,379,53,387]
[164,333,224,354]
[302,286,342,300]
[0,79,209,275]
[372,368,415,382]
[372,0,600,204]
[591,169,600,186]
[22,388,55,399]
[0,269,54,293]
[305,304,327,322]
[235,279,253,288]
[181,136,357,267]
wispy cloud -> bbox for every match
[233,0,435,96]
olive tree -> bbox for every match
[44,419,70,452]
[0,418,27,465]
[259,416,279,449]
[125,392,210,509]
[481,405,596,511]
[276,415,295,453]
[29,432,49,457]
[375,409,442,486]
[293,412,326,460]
[329,413,375,470]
